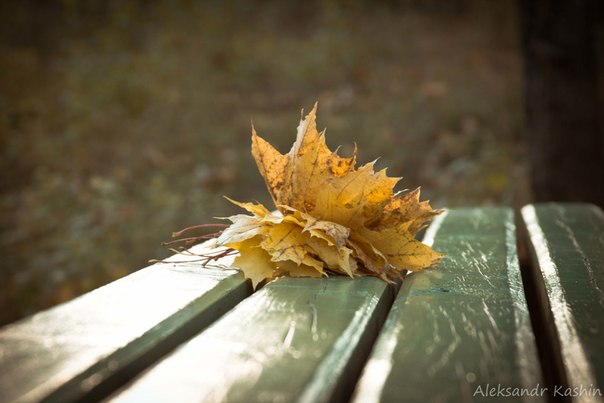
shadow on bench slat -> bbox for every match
[353,208,545,402]
[0,257,251,403]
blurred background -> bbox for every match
[0,0,600,326]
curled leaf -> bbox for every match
[212,103,443,288]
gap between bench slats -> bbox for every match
[522,203,604,403]
[353,208,545,403]
[107,276,396,403]
[0,254,251,403]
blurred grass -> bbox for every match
[0,0,528,326]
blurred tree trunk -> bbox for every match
[521,0,604,207]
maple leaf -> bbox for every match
[212,103,443,288]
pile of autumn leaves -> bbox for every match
[198,104,442,288]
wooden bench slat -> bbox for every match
[352,208,545,402]
[0,256,251,403]
[108,276,395,403]
[522,203,604,401]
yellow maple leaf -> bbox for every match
[216,103,442,287]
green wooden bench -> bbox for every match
[0,249,252,403]
[521,204,604,402]
[1,204,602,403]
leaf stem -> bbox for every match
[172,223,229,238]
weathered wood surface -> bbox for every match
[11,205,601,403]
[108,276,395,403]
[0,246,251,403]
[522,203,604,403]
[352,208,544,403]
